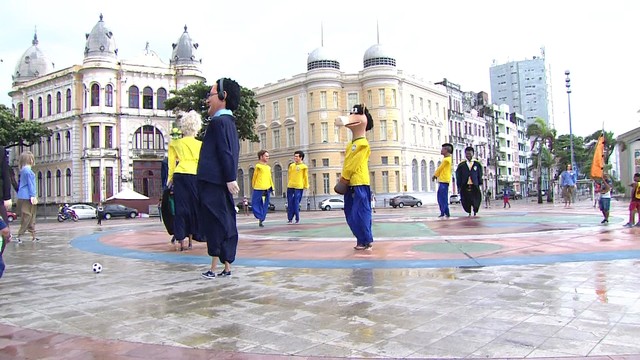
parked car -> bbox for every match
[449,194,460,204]
[510,192,523,200]
[102,204,138,219]
[69,204,97,219]
[318,198,344,211]
[235,201,275,212]
[6,211,17,222]
[528,189,547,197]
[390,195,423,208]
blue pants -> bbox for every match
[0,218,7,278]
[287,188,303,222]
[198,181,238,264]
[437,182,450,217]
[252,189,271,221]
[344,186,373,246]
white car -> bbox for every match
[69,204,97,219]
[319,198,344,211]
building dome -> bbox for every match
[171,25,200,66]
[13,33,52,83]
[124,42,167,68]
[307,46,340,71]
[84,14,118,62]
[363,43,396,68]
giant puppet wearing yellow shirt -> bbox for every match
[251,150,275,227]
[432,143,453,218]
[167,110,202,251]
[334,104,374,251]
[286,150,309,224]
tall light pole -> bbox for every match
[565,70,575,169]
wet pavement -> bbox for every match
[1,199,639,359]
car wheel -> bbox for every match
[398,202,404,208]
[416,202,422,207]
[323,205,331,211]
[392,206,397,208]
[129,212,137,218]
[104,213,112,220]
[7,215,14,222]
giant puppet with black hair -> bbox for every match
[334,104,375,251]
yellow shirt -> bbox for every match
[342,137,370,186]
[168,137,202,182]
[252,162,274,190]
[287,162,309,189]
[434,155,452,184]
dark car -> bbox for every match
[102,204,138,219]
[389,195,422,208]
[7,211,17,222]
[236,201,275,212]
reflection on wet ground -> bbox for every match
[1,201,639,359]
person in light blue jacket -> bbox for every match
[15,151,38,243]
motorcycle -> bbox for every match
[58,208,79,222]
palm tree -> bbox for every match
[526,118,556,204]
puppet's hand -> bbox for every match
[226,181,239,195]
[334,177,349,195]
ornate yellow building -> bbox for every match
[238,43,449,201]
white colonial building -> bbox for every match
[8,15,205,205]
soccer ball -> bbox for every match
[92,263,103,273]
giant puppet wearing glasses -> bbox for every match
[334,104,374,251]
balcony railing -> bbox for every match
[131,148,165,159]
[83,148,119,159]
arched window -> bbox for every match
[46,171,52,197]
[412,159,419,191]
[420,160,427,192]
[66,131,71,152]
[38,97,43,118]
[18,103,24,119]
[55,133,61,153]
[91,83,100,106]
[237,169,245,197]
[105,84,113,107]
[248,168,255,191]
[29,99,34,119]
[142,86,153,109]
[429,160,436,191]
[56,170,62,196]
[83,85,87,109]
[56,92,62,113]
[157,88,167,110]
[66,89,72,111]
[128,86,139,108]
[47,136,52,154]
[66,168,72,196]
[37,172,43,197]
[134,125,164,150]
[37,139,42,156]
[273,164,283,196]
[46,94,52,116]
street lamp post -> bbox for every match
[565,70,575,169]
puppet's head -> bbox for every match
[345,104,373,138]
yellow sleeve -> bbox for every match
[303,166,309,189]
[434,161,444,178]
[167,141,178,183]
[251,165,259,189]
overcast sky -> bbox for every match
[1,0,638,138]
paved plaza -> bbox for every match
[1,198,640,359]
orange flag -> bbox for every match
[591,135,605,179]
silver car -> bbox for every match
[318,198,344,211]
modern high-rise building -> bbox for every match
[489,55,550,125]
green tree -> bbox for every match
[553,134,589,179]
[526,117,556,204]
[163,81,259,142]
[0,104,53,148]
